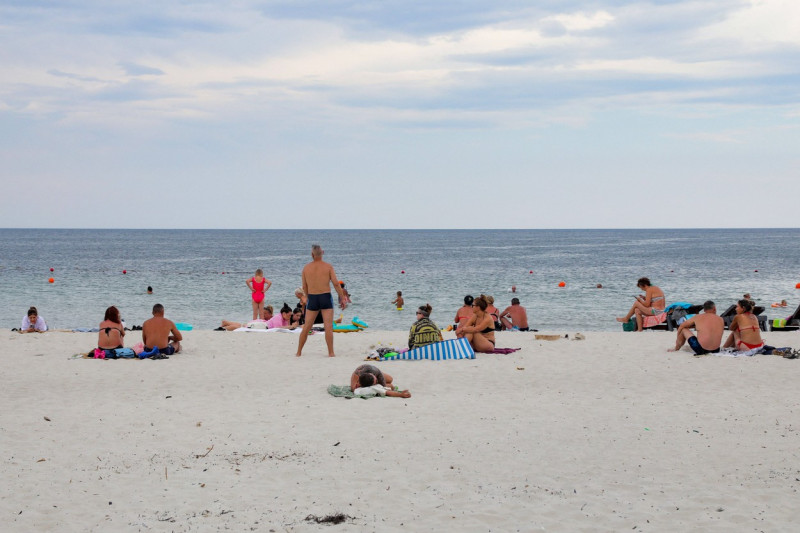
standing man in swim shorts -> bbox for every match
[295,244,348,357]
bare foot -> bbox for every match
[295,353,302,357]
[328,354,336,358]
[615,317,629,323]
[667,348,677,352]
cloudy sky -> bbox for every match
[1,0,798,229]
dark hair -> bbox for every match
[358,373,377,387]
[280,302,292,314]
[637,277,651,288]
[147,286,153,292]
[104,306,121,323]
[511,297,520,305]
[464,295,474,306]
[293,306,303,315]
[27,306,38,317]
[152,303,164,314]
[473,295,488,311]
[417,303,432,318]
[397,291,402,296]
[737,299,754,313]
[702,300,716,312]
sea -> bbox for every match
[1,228,798,332]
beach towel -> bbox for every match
[382,338,475,361]
[232,327,301,333]
[642,312,667,329]
[327,384,384,399]
[489,348,521,354]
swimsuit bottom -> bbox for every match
[145,345,176,355]
[252,291,265,303]
[737,340,764,350]
[517,327,530,332]
[687,336,720,355]
[306,293,333,311]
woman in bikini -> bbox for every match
[453,294,474,331]
[98,306,125,349]
[616,277,666,332]
[246,269,272,320]
[723,299,764,351]
[456,295,496,353]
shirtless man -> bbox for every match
[295,244,348,357]
[142,303,182,354]
[500,298,529,331]
[668,300,724,355]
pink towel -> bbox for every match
[642,312,667,329]
[490,348,521,354]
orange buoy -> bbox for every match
[558,281,566,287]
[796,282,800,289]
[48,277,54,283]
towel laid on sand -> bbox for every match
[489,348,521,354]
[327,384,384,399]
[232,327,301,333]
[642,312,667,329]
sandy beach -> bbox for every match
[2,328,799,532]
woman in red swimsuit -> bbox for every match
[246,269,272,320]
[723,299,764,351]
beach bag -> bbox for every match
[112,348,136,358]
[622,317,637,332]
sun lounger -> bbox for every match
[770,303,800,332]
[720,304,769,332]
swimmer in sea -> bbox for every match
[392,291,404,310]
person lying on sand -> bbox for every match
[351,364,411,398]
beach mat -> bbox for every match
[382,338,475,361]
[489,348,521,354]
[327,384,383,399]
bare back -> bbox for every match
[692,312,724,351]
[302,259,338,295]
[501,305,528,329]
[142,316,181,349]
[732,313,762,346]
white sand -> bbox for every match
[2,328,799,532]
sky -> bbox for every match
[1,0,798,229]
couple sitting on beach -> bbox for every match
[668,299,764,355]
[98,304,182,356]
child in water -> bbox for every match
[392,291,404,310]
[246,269,272,320]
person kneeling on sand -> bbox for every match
[350,364,411,398]
[668,300,724,355]
[142,303,182,355]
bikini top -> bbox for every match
[102,326,124,336]
[481,326,494,334]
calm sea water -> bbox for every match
[1,228,798,331]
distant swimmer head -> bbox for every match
[147,286,153,294]
[596,283,603,289]
[464,295,474,306]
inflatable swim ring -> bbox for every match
[351,316,368,329]
[175,322,193,331]
[333,324,363,333]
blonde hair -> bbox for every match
[295,288,305,297]
[255,269,263,277]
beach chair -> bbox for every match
[720,304,769,332]
[383,338,476,361]
[770,303,800,332]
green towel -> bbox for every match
[327,384,382,399]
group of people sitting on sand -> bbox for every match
[96,303,183,356]
[613,276,767,354]
[454,294,530,332]
[667,299,765,355]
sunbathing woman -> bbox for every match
[350,364,411,398]
[722,299,764,351]
[98,306,125,349]
[616,277,666,332]
[454,294,474,331]
[456,295,495,353]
